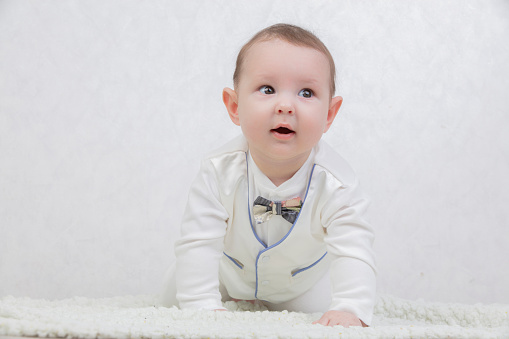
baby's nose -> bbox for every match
[276,103,294,114]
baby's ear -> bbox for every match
[223,88,240,126]
[324,96,343,133]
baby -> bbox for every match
[163,23,376,327]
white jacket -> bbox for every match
[175,136,376,323]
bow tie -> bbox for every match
[253,196,302,225]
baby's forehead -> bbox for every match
[243,39,329,72]
[242,39,332,77]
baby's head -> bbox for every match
[222,24,343,183]
[233,23,336,98]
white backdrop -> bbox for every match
[1,0,508,304]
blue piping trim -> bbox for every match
[250,162,317,299]
[223,252,243,270]
[291,252,328,277]
[255,252,261,298]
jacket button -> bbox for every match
[261,280,269,285]
[262,256,270,263]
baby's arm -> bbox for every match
[321,178,377,326]
[174,160,229,310]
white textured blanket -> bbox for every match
[0,295,507,338]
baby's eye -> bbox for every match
[259,85,275,95]
[298,89,313,98]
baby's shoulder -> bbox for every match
[204,135,248,160]
[201,135,248,179]
[313,140,358,188]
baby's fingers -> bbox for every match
[313,310,362,327]
[312,315,330,326]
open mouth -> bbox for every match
[271,127,294,134]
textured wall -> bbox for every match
[1,0,508,304]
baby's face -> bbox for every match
[233,39,339,166]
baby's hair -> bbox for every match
[233,23,336,96]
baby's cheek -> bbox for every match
[302,118,326,139]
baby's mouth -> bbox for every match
[271,127,295,134]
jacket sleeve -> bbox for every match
[321,177,377,325]
[174,159,229,310]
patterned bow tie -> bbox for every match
[253,196,302,225]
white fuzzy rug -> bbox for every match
[0,295,507,339]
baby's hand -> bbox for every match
[312,310,366,327]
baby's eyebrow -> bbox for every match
[251,72,276,82]
[299,78,321,86]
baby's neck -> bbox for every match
[250,151,311,187]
